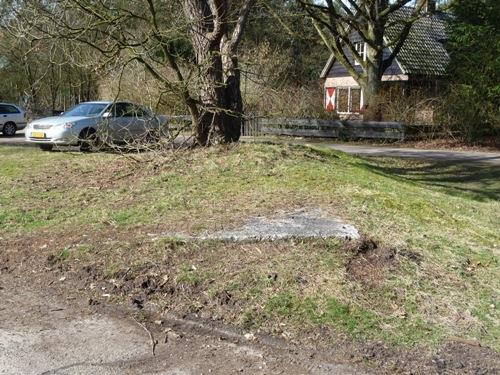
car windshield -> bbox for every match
[62,103,108,117]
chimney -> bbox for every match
[424,0,437,13]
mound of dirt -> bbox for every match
[344,237,398,287]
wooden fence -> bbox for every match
[242,117,406,140]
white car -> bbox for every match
[0,103,27,136]
[25,101,168,151]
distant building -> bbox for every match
[320,5,449,118]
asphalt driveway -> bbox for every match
[244,137,500,165]
[318,143,500,165]
[0,130,30,146]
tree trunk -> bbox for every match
[361,39,384,120]
[361,76,382,121]
[184,0,248,146]
[221,38,243,142]
[222,71,243,142]
[197,51,226,145]
[184,0,226,146]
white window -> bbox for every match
[354,42,366,66]
[335,87,363,114]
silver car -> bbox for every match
[25,101,168,151]
[0,103,27,136]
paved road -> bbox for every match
[318,143,500,165]
[0,130,32,146]
[244,137,500,165]
[3,131,499,165]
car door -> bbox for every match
[0,104,25,128]
[133,105,153,139]
[106,102,136,142]
[0,105,6,127]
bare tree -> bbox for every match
[10,0,254,146]
[184,0,254,144]
[299,0,430,115]
[0,3,99,115]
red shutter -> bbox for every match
[325,87,336,111]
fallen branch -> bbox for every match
[132,316,158,356]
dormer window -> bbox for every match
[354,42,366,65]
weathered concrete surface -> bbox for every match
[201,209,359,241]
[0,316,151,375]
[169,209,359,242]
[0,274,367,375]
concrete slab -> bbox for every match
[167,209,359,242]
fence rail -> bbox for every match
[162,115,412,141]
[242,117,406,140]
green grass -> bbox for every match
[176,264,205,287]
[0,144,498,350]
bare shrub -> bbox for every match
[364,86,439,125]
[240,42,335,119]
[244,83,335,119]
[98,62,189,117]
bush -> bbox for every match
[436,84,500,141]
[441,0,500,141]
[364,86,439,125]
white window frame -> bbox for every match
[354,42,367,66]
[334,86,364,114]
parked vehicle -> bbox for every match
[25,101,168,151]
[0,103,27,136]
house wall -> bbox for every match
[323,38,408,115]
[324,74,409,87]
[327,47,404,78]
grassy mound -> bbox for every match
[1,143,498,350]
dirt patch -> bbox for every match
[355,340,500,375]
[344,237,399,287]
[2,231,499,375]
[343,237,424,287]
[1,274,370,375]
[429,341,500,374]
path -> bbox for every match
[0,274,364,375]
[319,143,500,165]
[0,130,29,146]
[241,137,500,165]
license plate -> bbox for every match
[31,132,46,138]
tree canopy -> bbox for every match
[443,0,500,137]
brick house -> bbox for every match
[320,4,450,118]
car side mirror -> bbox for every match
[102,112,112,118]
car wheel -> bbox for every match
[147,125,169,144]
[79,128,98,152]
[39,144,53,152]
[2,122,17,137]
[146,130,161,144]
